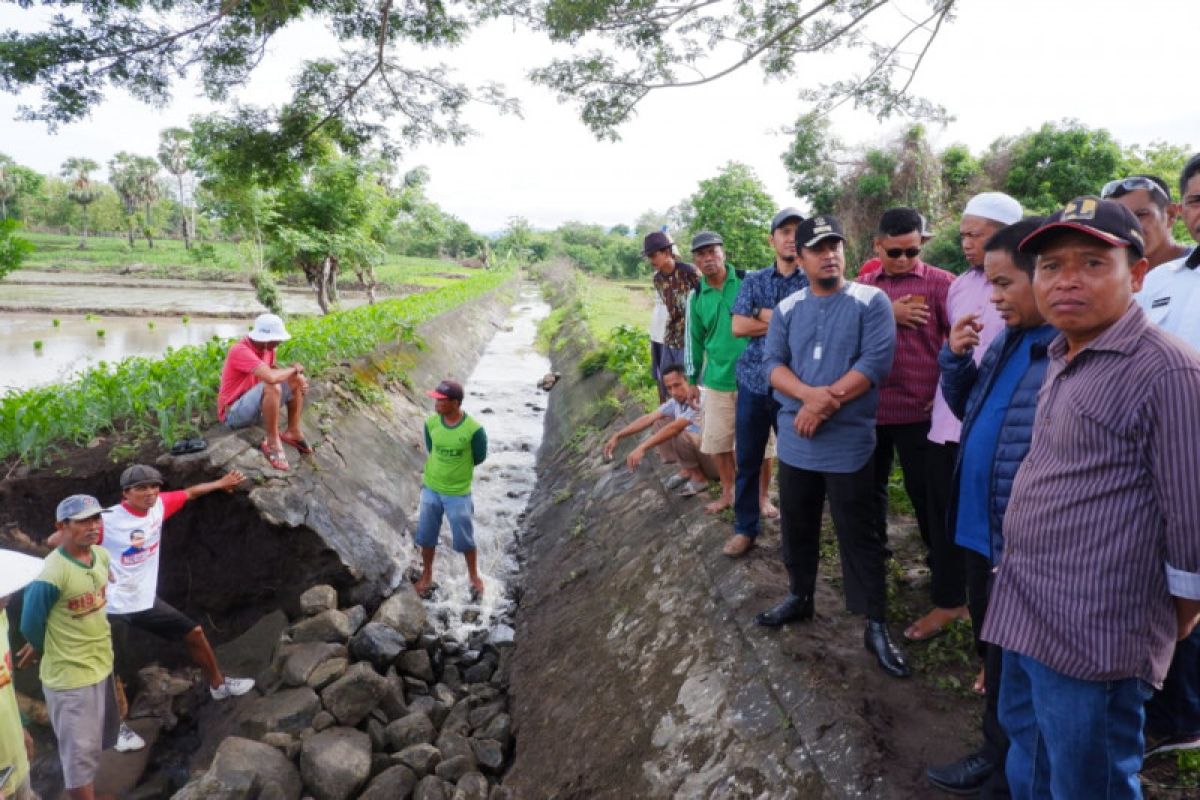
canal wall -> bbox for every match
[502,263,976,799]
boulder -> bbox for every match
[467,701,504,732]
[439,699,471,737]
[435,755,477,784]
[358,765,417,800]
[261,732,301,761]
[313,710,336,731]
[291,609,354,643]
[372,589,427,644]
[350,623,407,671]
[174,736,301,800]
[299,585,339,616]
[299,727,372,800]
[281,642,346,687]
[367,717,387,752]
[398,649,436,683]
[452,773,489,800]
[478,714,511,752]
[381,669,409,720]
[470,738,504,774]
[344,605,368,633]
[394,743,441,777]
[307,657,349,691]
[462,662,493,685]
[414,776,451,800]
[386,711,436,751]
[239,687,321,739]
[435,733,474,764]
[321,662,389,726]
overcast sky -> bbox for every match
[1,0,1195,232]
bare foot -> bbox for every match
[973,666,986,695]
[760,498,779,519]
[903,605,969,641]
[469,576,485,598]
[413,577,433,598]
[704,495,733,515]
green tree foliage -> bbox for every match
[108,152,162,247]
[686,162,775,269]
[555,221,641,278]
[0,217,34,278]
[782,112,842,215]
[158,127,194,249]
[1001,121,1125,213]
[61,157,102,248]
[0,1,954,169]
[0,154,43,220]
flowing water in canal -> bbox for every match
[416,282,550,642]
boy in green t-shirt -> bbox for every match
[414,379,488,599]
[1,549,45,800]
[19,495,120,800]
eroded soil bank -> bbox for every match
[502,264,982,799]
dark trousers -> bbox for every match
[733,386,779,539]
[873,422,965,609]
[778,459,887,621]
[1145,626,1200,739]
[651,340,667,402]
[965,547,1011,798]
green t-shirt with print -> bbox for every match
[422,413,486,496]
[32,547,113,691]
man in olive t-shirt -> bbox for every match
[413,379,488,599]
[2,549,45,800]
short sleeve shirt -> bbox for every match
[0,615,29,798]
[657,398,701,435]
[653,262,700,349]
[218,338,275,420]
[35,546,113,691]
[731,263,809,395]
[101,492,189,615]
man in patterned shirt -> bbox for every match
[984,198,1200,798]
[646,231,700,373]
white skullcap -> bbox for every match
[963,192,1023,226]
[0,549,45,598]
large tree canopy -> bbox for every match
[0,0,956,168]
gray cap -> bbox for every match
[690,231,724,251]
[56,494,108,522]
[770,208,805,233]
[120,464,164,489]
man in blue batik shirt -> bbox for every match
[725,207,809,557]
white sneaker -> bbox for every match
[209,676,255,700]
[115,722,146,753]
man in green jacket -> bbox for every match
[685,231,747,514]
[414,379,488,599]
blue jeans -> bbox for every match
[1145,625,1200,739]
[999,651,1152,799]
[414,487,476,552]
[733,386,779,539]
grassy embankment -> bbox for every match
[0,267,514,471]
[19,232,476,289]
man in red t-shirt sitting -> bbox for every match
[217,313,311,471]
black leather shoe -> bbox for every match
[926,751,994,795]
[864,620,912,678]
[754,594,814,627]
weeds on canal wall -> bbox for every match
[0,268,513,469]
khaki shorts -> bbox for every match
[700,388,736,454]
[44,675,120,789]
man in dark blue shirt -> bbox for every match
[725,208,809,557]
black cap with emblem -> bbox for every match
[795,215,846,249]
[1018,196,1146,258]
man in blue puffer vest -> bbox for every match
[925,217,1052,798]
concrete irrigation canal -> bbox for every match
[12,265,1167,799]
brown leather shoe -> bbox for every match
[722,534,754,557]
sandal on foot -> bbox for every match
[260,441,289,471]
[280,432,314,455]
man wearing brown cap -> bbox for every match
[645,231,700,387]
[983,197,1200,797]
[414,379,488,598]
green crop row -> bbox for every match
[0,268,513,468]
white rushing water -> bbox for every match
[419,283,550,641]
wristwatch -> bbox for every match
[751,306,761,320]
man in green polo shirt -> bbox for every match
[2,549,45,800]
[413,379,488,600]
[685,231,747,514]
[19,495,119,800]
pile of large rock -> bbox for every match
[173,584,514,800]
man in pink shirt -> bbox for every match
[920,192,1023,644]
[218,313,311,471]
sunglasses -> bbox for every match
[884,247,921,259]
[1101,177,1170,203]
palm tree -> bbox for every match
[109,153,159,247]
[158,128,193,249]
[61,157,101,249]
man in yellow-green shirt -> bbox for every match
[2,549,45,800]
[19,495,119,800]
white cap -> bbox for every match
[0,549,45,598]
[963,192,1023,226]
[249,313,291,343]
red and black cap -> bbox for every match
[427,379,464,401]
[1018,196,1145,258]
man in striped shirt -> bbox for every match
[983,197,1200,799]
